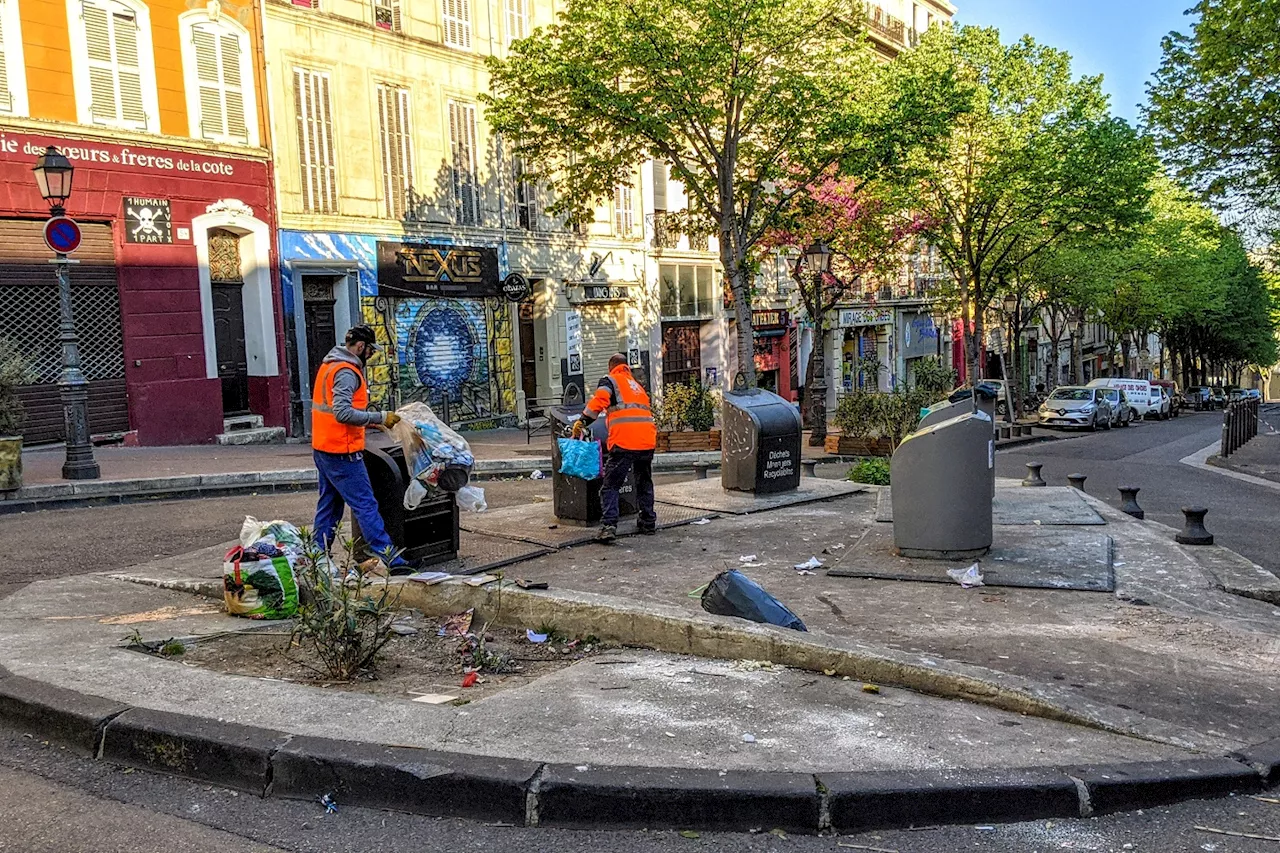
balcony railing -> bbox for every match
[648,212,713,252]
[864,3,906,43]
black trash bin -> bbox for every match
[352,445,459,567]
[918,382,999,430]
[720,387,802,494]
[548,386,636,526]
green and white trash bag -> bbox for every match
[222,516,306,619]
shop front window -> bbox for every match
[660,263,717,320]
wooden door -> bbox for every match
[213,283,250,414]
[304,299,336,385]
[519,302,537,401]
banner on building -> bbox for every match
[565,310,583,375]
[376,241,500,298]
[838,307,893,328]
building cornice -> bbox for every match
[0,117,271,162]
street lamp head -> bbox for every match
[33,146,74,214]
[1002,292,1017,314]
[803,240,832,274]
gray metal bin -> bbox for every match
[918,382,998,430]
[890,409,994,559]
[548,386,636,525]
[720,387,802,494]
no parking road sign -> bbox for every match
[43,216,82,254]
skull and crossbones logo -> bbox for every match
[128,205,169,240]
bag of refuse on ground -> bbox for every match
[947,563,985,588]
[224,516,304,619]
[455,484,487,513]
[557,437,602,480]
[389,402,476,507]
[700,570,807,632]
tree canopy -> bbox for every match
[1145,0,1280,229]
[483,0,966,386]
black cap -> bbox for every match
[345,325,382,352]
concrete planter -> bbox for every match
[0,435,21,491]
[656,429,721,453]
[824,434,893,457]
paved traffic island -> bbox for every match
[2,478,1279,832]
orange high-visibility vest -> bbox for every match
[311,361,369,454]
[584,365,657,451]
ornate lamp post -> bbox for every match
[803,241,832,446]
[34,146,99,480]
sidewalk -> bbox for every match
[7,426,1054,512]
[1209,430,1280,485]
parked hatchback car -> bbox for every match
[1094,388,1134,427]
[1210,386,1227,408]
[1038,386,1113,431]
[1184,386,1212,410]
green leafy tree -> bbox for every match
[1145,0,1280,228]
[909,26,1156,385]
[483,0,966,386]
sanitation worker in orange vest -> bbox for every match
[572,353,658,543]
[311,325,410,571]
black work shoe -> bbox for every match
[638,525,657,536]
[597,525,617,543]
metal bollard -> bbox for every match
[691,462,710,480]
[1175,506,1214,545]
[999,426,1011,440]
[1067,473,1087,491]
[1022,462,1047,487]
[1118,486,1144,519]
[801,459,817,478]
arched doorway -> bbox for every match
[209,227,249,414]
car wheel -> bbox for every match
[1120,412,1130,427]
[1088,415,1098,432]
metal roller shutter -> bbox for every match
[578,304,625,387]
[0,220,128,444]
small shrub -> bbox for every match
[0,339,35,436]
[656,380,719,431]
[848,457,891,485]
[291,533,401,680]
[832,390,877,439]
[159,639,186,658]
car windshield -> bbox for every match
[1051,388,1093,401]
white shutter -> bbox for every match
[221,32,248,140]
[614,185,633,236]
[378,85,413,219]
[651,161,668,211]
[83,2,118,123]
[192,25,247,143]
[294,68,337,214]
[113,9,145,124]
[0,2,11,113]
[506,0,526,42]
[443,0,470,48]
[449,100,478,225]
[82,0,148,129]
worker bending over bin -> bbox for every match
[573,353,658,543]
[310,325,411,571]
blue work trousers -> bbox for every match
[600,448,657,529]
[312,449,402,564]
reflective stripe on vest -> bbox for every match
[311,361,369,454]
[597,370,656,450]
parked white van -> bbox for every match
[1086,378,1158,418]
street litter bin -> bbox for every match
[720,387,802,494]
[890,409,993,559]
[548,385,636,526]
[353,445,459,566]
[918,382,998,430]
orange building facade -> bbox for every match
[0,0,286,446]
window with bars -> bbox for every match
[442,0,471,48]
[448,100,480,226]
[614,184,634,237]
[79,0,152,130]
[513,157,537,230]
[294,68,338,214]
[505,0,527,43]
[373,0,402,31]
[185,19,251,144]
[377,84,413,219]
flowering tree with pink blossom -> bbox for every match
[762,172,928,440]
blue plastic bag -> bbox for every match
[700,570,807,631]
[557,437,602,480]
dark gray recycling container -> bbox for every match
[548,385,636,526]
[890,409,994,559]
[720,387,802,494]
[354,445,459,567]
[918,382,998,430]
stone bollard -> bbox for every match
[1022,462,1047,487]
[999,426,1011,440]
[1176,506,1214,545]
[801,460,818,478]
[1118,486,1144,519]
[1067,473,1087,491]
[692,462,710,480]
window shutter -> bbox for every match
[377,85,412,219]
[192,27,223,138]
[83,3,118,122]
[506,0,526,42]
[448,100,478,225]
[318,73,337,211]
[294,68,337,214]
[443,0,470,48]
[652,161,668,212]
[220,33,248,140]
[391,0,402,32]
[0,3,11,113]
[112,10,146,125]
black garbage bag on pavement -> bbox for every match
[700,570,807,632]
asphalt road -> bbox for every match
[996,409,1280,574]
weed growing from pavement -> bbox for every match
[290,530,401,680]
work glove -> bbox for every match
[383,412,402,428]
[571,418,587,439]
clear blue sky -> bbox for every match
[953,0,1199,123]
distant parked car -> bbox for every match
[1210,386,1227,408]
[1151,380,1181,416]
[1094,387,1134,427]
[1184,386,1212,410]
[1243,389,1262,401]
[1038,386,1113,431]
[1087,378,1159,419]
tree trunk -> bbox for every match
[1120,338,1131,378]
[972,298,986,382]
[720,213,756,390]
[1070,317,1083,385]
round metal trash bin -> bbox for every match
[352,445,460,567]
[548,386,637,525]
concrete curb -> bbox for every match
[0,665,1271,833]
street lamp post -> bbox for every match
[33,146,99,480]
[803,241,833,446]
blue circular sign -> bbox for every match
[44,216,81,254]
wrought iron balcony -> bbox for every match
[864,3,906,43]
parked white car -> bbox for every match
[1087,378,1160,419]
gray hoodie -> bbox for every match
[321,346,387,427]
